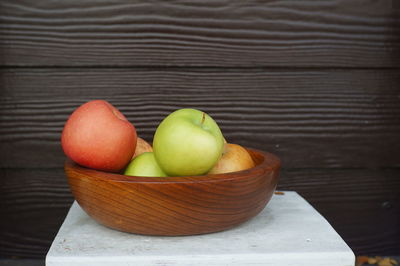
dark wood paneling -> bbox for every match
[0,259,44,266]
[0,168,73,259]
[1,69,399,169]
[0,0,399,67]
[1,167,398,258]
[0,0,398,261]
[279,168,400,256]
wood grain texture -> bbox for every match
[1,0,399,261]
[0,259,44,266]
[1,68,399,169]
[1,167,398,258]
[0,0,399,67]
[65,149,280,235]
[279,168,400,256]
[0,168,73,259]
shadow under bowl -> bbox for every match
[64,148,281,236]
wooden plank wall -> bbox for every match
[1,0,399,259]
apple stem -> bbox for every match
[201,112,206,125]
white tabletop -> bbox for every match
[46,191,354,266]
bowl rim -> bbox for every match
[65,148,280,184]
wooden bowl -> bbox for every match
[64,148,280,236]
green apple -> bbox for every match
[153,108,224,176]
[124,152,167,177]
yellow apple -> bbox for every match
[132,137,153,159]
[208,143,255,174]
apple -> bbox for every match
[208,143,255,174]
[153,108,224,176]
[132,137,153,159]
[61,100,137,172]
[124,152,167,177]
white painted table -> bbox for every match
[46,191,355,266]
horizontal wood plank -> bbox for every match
[0,168,73,259]
[279,168,400,256]
[1,68,400,169]
[0,259,44,266]
[0,167,398,258]
[0,0,399,67]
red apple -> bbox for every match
[132,137,153,159]
[61,100,137,172]
[208,143,255,174]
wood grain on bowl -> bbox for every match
[64,148,280,236]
